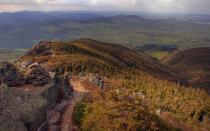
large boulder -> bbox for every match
[0,61,25,87]
[0,76,73,130]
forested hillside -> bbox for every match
[162,48,210,90]
[19,39,210,131]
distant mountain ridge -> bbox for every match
[1,11,210,48]
[0,11,102,23]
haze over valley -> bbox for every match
[0,11,210,49]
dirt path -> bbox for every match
[61,80,88,131]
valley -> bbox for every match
[0,48,27,62]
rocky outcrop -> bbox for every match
[0,60,51,87]
[17,60,51,86]
[19,60,33,69]
[0,60,73,131]
[25,63,51,86]
[0,41,74,130]
[0,61,25,87]
[87,73,104,89]
[26,40,52,56]
[0,70,73,130]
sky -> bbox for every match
[0,0,210,14]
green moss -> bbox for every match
[73,102,87,125]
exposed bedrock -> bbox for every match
[0,61,73,131]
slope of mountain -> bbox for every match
[20,39,183,83]
[1,11,210,48]
[0,39,210,131]
[162,47,210,89]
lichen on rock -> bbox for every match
[0,83,48,130]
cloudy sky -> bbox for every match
[0,0,210,14]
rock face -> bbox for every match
[0,117,27,131]
[54,71,73,99]
[0,84,47,131]
[0,61,25,87]
[26,40,52,56]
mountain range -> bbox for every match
[1,11,210,48]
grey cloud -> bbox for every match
[0,0,210,14]
[0,0,34,4]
